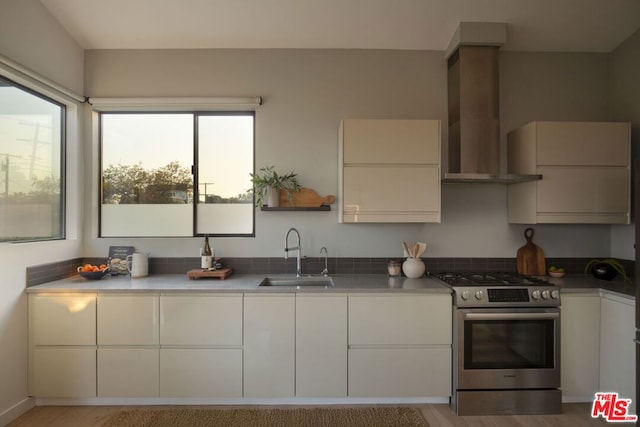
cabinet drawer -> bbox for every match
[536,122,630,166]
[98,294,159,345]
[30,295,96,346]
[348,348,451,397]
[342,119,440,164]
[160,348,242,398]
[349,294,451,345]
[160,294,242,346]
[98,348,159,397]
[32,348,96,397]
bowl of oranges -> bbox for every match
[77,263,109,280]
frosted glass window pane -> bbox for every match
[0,75,64,242]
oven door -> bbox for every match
[455,307,560,390]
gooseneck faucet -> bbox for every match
[320,246,329,276]
[284,227,302,277]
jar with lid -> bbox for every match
[387,259,402,277]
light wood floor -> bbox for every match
[7,403,610,427]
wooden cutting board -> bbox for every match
[279,188,335,207]
[516,228,546,275]
[187,268,233,280]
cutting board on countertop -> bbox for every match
[516,228,546,275]
[279,188,335,207]
[187,268,233,280]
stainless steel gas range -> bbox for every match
[431,272,562,416]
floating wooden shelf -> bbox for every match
[261,205,331,211]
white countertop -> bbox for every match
[25,273,451,294]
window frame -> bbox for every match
[98,110,255,238]
[0,74,66,243]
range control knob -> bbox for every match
[461,290,470,301]
[551,290,560,300]
[475,290,484,300]
[541,290,550,300]
[531,290,541,300]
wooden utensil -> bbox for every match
[402,242,412,258]
[415,242,427,258]
[516,228,546,275]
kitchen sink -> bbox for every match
[259,276,335,287]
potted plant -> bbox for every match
[249,165,301,208]
[584,258,630,282]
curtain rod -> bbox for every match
[0,53,85,103]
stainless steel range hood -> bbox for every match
[443,23,541,184]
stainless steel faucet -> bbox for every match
[284,227,302,277]
[320,246,329,276]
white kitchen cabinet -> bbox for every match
[160,294,242,345]
[160,348,242,397]
[600,293,635,412]
[560,293,601,401]
[347,294,452,397]
[28,294,97,397]
[96,294,160,397]
[98,294,159,345]
[295,294,347,397]
[244,294,295,397]
[339,119,441,223]
[508,121,631,224]
[158,294,243,398]
[98,348,159,397]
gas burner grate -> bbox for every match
[431,272,550,286]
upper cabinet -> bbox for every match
[338,119,441,223]
[507,121,630,224]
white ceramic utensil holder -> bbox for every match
[402,258,425,278]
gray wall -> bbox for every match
[611,28,640,260]
[0,0,84,422]
[83,48,614,259]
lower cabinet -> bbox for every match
[160,349,242,397]
[32,348,96,398]
[29,294,97,397]
[347,294,452,397]
[243,294,295,397]
[98,348,159,397]
[600,293,635,412]
[561,293,601,401]
[296,294,348,397]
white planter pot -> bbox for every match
[402,258,425,279]
[266,187,279,207]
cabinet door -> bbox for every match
[342,165,440,223]
[160,294,242,346]
[348,348,451,397]
[349,294,451,345]
[561,294,600,401]
[600,295,636,412]
[296,295,347,397]
[30,295,96,345]
[32,348,96,397]
[98,348,159,397]
[160,349,242,398]
[536,167,629,217]
[98,294,159,345]
[536,122,630,166]
[244,294,295,397]
[342,119,440,165]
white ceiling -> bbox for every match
[40,0,640,52]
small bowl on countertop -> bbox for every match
[548,271,565,278]
[77,268,110,280]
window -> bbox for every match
[100,112,254,237]
[0,76,65,242]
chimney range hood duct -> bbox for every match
[443,23,541,184]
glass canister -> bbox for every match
[387,259,402,277]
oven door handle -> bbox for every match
[463,312,559,321]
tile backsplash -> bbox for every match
[26,256,635,287]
